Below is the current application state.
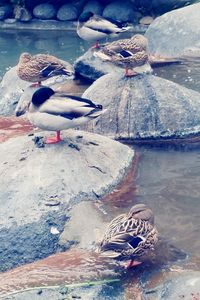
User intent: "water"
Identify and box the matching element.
[0,29,200,298]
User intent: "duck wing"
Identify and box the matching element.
[38,93,102,120]
[84,16,124,34]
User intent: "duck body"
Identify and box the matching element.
[94,34,152,76]
[99,204,158,265]
[77,12,131,47]
[17,52,74,84]
[28,86,104,143]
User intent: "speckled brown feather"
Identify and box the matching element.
[17,53,73,83]
[99,204,158,261]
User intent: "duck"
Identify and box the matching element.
[94,34,152,76]
[19,86,105,144]
[77,11,131,48]
[98,204,158,268]
[17,52,74,86]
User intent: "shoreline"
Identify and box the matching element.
[0,19,148,32]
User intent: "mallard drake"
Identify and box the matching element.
[94,34,152,76]
[17,52,74,85]
[77,11,131,48]
[24,86,104,144]
[99,204,158,268]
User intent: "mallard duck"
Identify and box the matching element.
[99,204,158,268]
[77,11,131,48]
[17,52,74,85]
[23,86,104,144]
[94,34,152,76]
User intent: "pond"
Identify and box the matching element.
[0,29,200,299]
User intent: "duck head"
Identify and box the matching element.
[78,11,94,22]
[127,203,155,225]
[19,52,32,63]
[32,87,55,107]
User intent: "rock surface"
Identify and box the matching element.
[82,73,200,141]
[0,4,12,20]
[83,0,104,15]
[145,3,200,57]
[33,3,57,20]
[74,48,125,82]
[0,130,134,271]
[57,4,78,21]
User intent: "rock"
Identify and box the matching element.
[151,0,194,15]
[59,201,108,250]
[0,65,74,116]
[145,3,200,57]
[74,48,122,82]
[139,16,154,25]
[57,4,78,21]
[0,4,12,20]
[0,131,134,271]
[33,3,57,20]
[82,73,200,141]
[102,0,138,23]
[144,271,200,300]
[83,0,104,15]
[14,5,32,22]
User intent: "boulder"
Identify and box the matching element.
[151,0,194,15]
[0,65,74,116]
[102,0,138,23]
[0,130,134,271]
[0,4,12,20]
[83,0,104,15]
[57,4,78,21]
[33,3,57,20]
[145,3,200,57]
[82,73,200,141]
[74,48,123,82]
[14,5,32,22]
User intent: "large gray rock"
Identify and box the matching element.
[0,4,12,20]
[33,3,57,20]
[0,65,74,116]
[151,0,194,14]
[82,73,200,141]
[0,130,134,271]
[74,48,124,82]
[145,3,200,57]
[83,0,104,15]
[103,0,138,23]
[57,4,78,21]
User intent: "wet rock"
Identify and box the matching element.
[33,3,57,20]
[57,4,78,21]
[59,201,108,250]
[74,48,122,82]
[0,130,134,271]
[0,4,12,20]
[82,73,200,141]
[139,16,154,25]
[145,3,200,57]
[0,249,123,298]
[144,271,200,300]
[151,0,193,15]
[102,0,138,23]
[83,0,104,15]
[0,65,74,116]
[14,5,32,22]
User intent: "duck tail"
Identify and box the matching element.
[86,107,107,119]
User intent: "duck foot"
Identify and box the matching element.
[125,68,138,77]
[127,260,142,269]
[91,40,101,49]
[45,131,62,144]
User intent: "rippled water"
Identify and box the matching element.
[0,29,200,298]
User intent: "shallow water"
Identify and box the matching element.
[0,29,200,298]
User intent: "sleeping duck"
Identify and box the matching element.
[99,204,158,268]
[17,52,74,85]
[94,34,152,76]
[77,11,131,48]
[18,86,104,144]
